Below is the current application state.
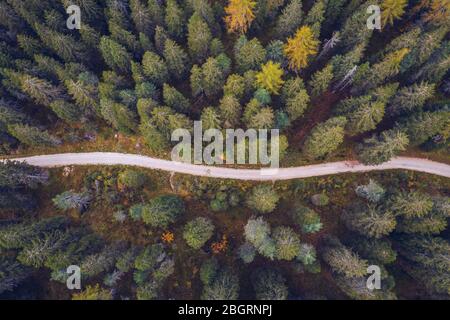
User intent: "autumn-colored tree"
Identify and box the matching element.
[381,0,408,27]
[255,61,285,94]
[284,26,319,71]
[224,0,257,34]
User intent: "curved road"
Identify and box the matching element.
[3,152,450,181]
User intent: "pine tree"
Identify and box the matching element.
[252,268,288,300]
[18,74,62,106]
[274,0,303,38]
[304,0,326,38]
[342,204,396,238]
[147,0,165,26]
[395,235,450,295]
[224,0,257,34]
[99,37,132,73]
[308,64,333,98]
[303,117,347,159]
[187,12,212,62]
[234,36,267,73]
[273,226,301,260]
[163,84,190,112]
[49,100,79,123]
[219,95,242,127]
[285,88,310,121]
[201,107,221,129]
[355,180,386,203]
[142,51,169,85]
[8,124,61,147]
[387,82,435,116]
[357,129,409,165]
[255,61,284,94]
[391,191,433,218]
[398,110,449,146]
[130,0,153,34]
[0,160,48,188]
[323,240,369,278]
[165,0,186,38]
[183,217,215,249]
[163,39,189,80]
[246,185,280,214]
[284,26,319,71]
[52,190,91,212]
[223,74,246,99]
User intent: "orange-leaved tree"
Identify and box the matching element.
[256,61,285,94]
[284,26,319,72]
[224,0,257,34]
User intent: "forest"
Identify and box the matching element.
[0,0,449,300]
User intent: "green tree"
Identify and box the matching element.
[308,64,333,98]
[323,240,369,278]
[291,204,323,233]
[165,0,185,38]
[0,160,48,188]
[357,129,409,165]
[219,95,242,127]
[52,190,91,212]
[304,0,326,38]
[183,217,215,249]
[273,226,301,260]
[163,84,190,112]
[201,107,221,129]
[395,235,450,295]
[285,88,310,121]
[274,0,303,38]
[303,117,347,159]
[224,74,246,99]
[398,110,449,146]
[252,268,288,300]
[8,124,61,147]
[387,82,435,116]
[187,12,212,62]
[163,39,189,80]
[297,243,317,266]
[342,204,396,239]
[391,191,433,218]
[201,268,240,300]
[244,216,275,259]
[246,185,280,214]
[352,238,397,265]
[234,36,266,73]
[141,195,185,228]
[99,37,132,73]
[142,51,169,85]
[355,180,386,203]
[118,169,147,189]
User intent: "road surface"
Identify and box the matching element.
[3,152,450,181]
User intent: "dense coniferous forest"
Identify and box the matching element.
[0,0,449,300]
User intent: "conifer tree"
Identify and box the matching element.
[357,129,409,165]
[142,51,169,85]
[303,117,347,159]
[255,61,284,94]
[284,26,319,71]
[163,84,190,112]
[274,0,303,38]
[187,12,212,62]
[165,0,186,38]
[381,0,408,27]
[163,39,189,80]
[224,0,257,34]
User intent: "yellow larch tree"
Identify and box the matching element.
[284,26,319,72]
[224,0,257,34]
[422,0,450,25]
[256,61,285,94]
[381,0,408,27]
